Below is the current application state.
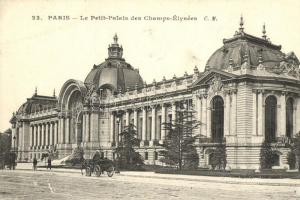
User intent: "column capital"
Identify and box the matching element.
[281,91,287,96]
[231,89,237,94]
[142,106,150,111]
[150,104,158,109]
[172,101,178,106]
[58,112,65,119]
[224,90,231,95]
[125,108,133,113]
[160,102,168,108]
[257,89,265,94]
[133,107,140,112]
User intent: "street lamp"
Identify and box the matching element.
[116,118,120,147]
[115,118,120,170]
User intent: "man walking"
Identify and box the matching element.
[33,157,37,171]
[47,158,52,170]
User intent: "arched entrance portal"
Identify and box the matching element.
[68,90,84,145]
[211,96,224,143]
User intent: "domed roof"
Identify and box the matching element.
[206,18,291,71]
[17,91,57,115]
[84,34,143,93]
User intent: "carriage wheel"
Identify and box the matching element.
[94,165,101,177]
[107,166,115,177]
[85,167,91,176]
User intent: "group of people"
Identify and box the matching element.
[32,157,52,171]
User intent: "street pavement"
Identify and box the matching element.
[0,163,299,200]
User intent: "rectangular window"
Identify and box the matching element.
[145,152,148,160]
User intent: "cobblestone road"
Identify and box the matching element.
[0,170,299,200]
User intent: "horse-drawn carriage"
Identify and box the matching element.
[81,157,115,177]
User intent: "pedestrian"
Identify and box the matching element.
[33,157,37,171]
[47,158,52,170]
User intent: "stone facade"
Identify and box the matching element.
[10,20,300,169]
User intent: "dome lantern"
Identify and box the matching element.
[239,15,244,33]
[262,23,267,40]
[84,34,144,93]
[107,33,123,60]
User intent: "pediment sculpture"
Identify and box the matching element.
[209,76,223,93]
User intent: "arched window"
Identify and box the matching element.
[265,95,277,142]
[211,96,224,143]
[286,98,294,138]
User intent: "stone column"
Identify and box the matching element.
[231,90,237,136]
[198,97,202,134]
[207,103,211,139]
[280,92,286,137]
[58,117,61,144]
[82,113,86,143]
[45,123,49,146]
[296,98,300,137]
[37,124,41,147]
[33,125,36,147]
[50,123,53,145]
[110,112,115,144]
[11,123,16,149]
[224,92,230,136]
[133,109,138,129]
[30,125,33,147]
[150,105,156,146]
[41,123,45,146]
[125,110,130,126]
[201,97,207,137]
[35,125,38,147]
[252,90,257,136]
[54,121,58,145]
[11,124,16,150]
[172,102,177,122]
[257,90,264,136]
[141,107,147,146]
[21,122,25,152]
[59,117,65,144]
[160,104,166,142]
[90,111,99,143]
[85,113,90,142]
[293,100,297,137]
[65,117,70,144]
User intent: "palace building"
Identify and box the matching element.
[10,18,300,169]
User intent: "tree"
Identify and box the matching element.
[159,103,201,170]
[260,141,277,169]
[66,146,84,166]
[0,130,14,169]
[209,141,227,170]
[289,132,300,171]
[115,124,144,169]
[0,129,12,155]
[287,151,296,170]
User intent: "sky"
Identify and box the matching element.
[0,0,300,132]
